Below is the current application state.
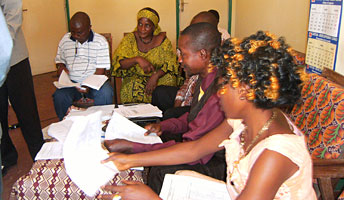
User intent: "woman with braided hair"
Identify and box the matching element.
[99,31,315,200]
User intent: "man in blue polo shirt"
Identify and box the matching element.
[53,12,113,120]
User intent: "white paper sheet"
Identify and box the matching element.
[47,120,74,143]
[113,103,162,118]
[66,104,115,121]
[105,112,162,144]
[53,70,108,90]
[81,75,108,90]
[159,174,231,200]
[63,111,119,197]
[85,104,115,120]
[53,70,80,89]
[44,105,114,145]
[34,142,64,160]
[42,125,52,140]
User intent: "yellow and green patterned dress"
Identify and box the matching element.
[112,32,180,103]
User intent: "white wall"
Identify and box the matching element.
[23,0,318,75]
[178,0,228,33]
[232,0,309,53]
[22,0,67,75]
[69,0,177,51]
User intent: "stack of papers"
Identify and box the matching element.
[160,174,231,200]
[35,104,162,159]
[65,104,115,121]
[34,142,64,160]
[54,70,108,90]
[63,111,119,197]
[34,104,163,196]
[114,103,162,118]
[105,112,162,144]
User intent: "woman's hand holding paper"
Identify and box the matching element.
[98,180,161,200]
[101,152,132,171]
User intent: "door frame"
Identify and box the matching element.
[175,0,232,44]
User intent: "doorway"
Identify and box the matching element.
[176,0,231,42]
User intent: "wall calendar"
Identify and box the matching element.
[306,0,343,74]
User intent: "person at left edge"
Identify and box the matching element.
[0,6,13,195]
[0,0,44,176]
[53,11,113,120]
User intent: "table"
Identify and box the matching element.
[10,159,143,199]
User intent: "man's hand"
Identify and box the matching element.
[104,139,134,153]
[174,99,182,107]
[94,68,105,75]
[136,56,155,73]
[144,123,162,136]
[65,106,86,117]
[145,73,159,95]
[56,63,69,76]
[98,180,160,200]
[76,86,89,94]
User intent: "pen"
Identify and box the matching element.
[123,103,139,106]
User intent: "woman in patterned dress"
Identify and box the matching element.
[112,7,180,103]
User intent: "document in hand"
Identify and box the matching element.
[53,70,108,90]
[63,111,119,197]
[105,112,162,144]
[159,174,231,200]
[36,105,116,161]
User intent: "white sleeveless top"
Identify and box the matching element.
[220,118,316,200]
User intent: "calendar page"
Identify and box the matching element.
[306,38,336,70]
[308,4,341,37]
[305,0,343,74]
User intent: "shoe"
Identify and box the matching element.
[72,97,94,108]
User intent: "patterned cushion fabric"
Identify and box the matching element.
[10,159,143,200]
[289,73,344,159]
[293,51,305,66]
[339,192,344,200]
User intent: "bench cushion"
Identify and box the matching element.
[289,73,344,159]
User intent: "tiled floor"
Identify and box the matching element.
[3,72,59,199]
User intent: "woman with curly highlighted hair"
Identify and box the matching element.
[99,31,316,200]
[212,30,316,199]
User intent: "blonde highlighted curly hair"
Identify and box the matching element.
[212,31,308,109]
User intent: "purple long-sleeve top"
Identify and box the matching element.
[132,70,225,165]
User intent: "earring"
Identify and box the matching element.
[218,85,228,95]
[207,64,215,73]
[240,96,246,100]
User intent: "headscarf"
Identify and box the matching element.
[135,9,161,35]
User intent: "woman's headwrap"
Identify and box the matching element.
[135,9,161,35]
